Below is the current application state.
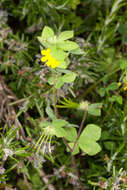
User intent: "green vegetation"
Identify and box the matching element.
[1,0,127,189]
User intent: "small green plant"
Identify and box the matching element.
[2,0,127,189]
[36,26,102,189]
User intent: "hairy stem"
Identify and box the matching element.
[72,156,85,190]
[63,138,85,190]
[72,110,87,152]
[53,80,85,190]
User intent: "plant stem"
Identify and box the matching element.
[63,138,85,190]
[53,84,85,190]
[72,156,85,190]
[72,110,87,152]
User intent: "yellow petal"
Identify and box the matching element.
[51,64,56,69]
[46,61,51,66]
[41,48,51,56]
[41,50,47,55]
[123,86,127,91]
[41,56,48,62]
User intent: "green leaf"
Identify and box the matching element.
[78,124,101,156]
[80,124,101,141]
[109,95,123,104]
[46,104,56,120]
[37,36,44,44]
[52,119,68,137]
[106,82,119,91]
[55,77,64,89]
[41,26,54,39]
[64,127,77,142]
[62,72,77,83]
[116,95,122,104]
[79,140,101,156]
[58,41,79,51]
[55,72,77,89]
[70,48,84,55]
[120,59,127,69]
[54,126,66,138]
[58,98,79,109]
[40,121,51,128]
[57,58,70,69]
[68,142,79,155]
[58,31,74,41]
[52,119,68,128]
[118,23,127,44]
[104,141,116,150]
[88,103,102,116]
[50,46,67,61]
[47,76,54,85]
[101,131,110,140]
[99,88,105,97]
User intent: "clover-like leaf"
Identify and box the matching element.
[52,119,68,128]
[88,103,102,116]
[50,46,67,61]
[58,41,79,51]
[41,26,54,39]
[54,126,67,138]
[55,72,77,89]
[58,31,74,41]
[46,103,56,120]
[78,124,101,156]
[64,127,77,142]
[68,142,79,155]
[55,77,64,89]
[62,72,77,83]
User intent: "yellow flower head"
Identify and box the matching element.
[41,48,60,69]
[123,81,127,91]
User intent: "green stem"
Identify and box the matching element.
[34,133,44,150]
[36,134,46,154]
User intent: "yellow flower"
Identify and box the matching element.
[123,86,127,91]
[123,81,127,91]
[41,48,60,69]
[41,48,51,55]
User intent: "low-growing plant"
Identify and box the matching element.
[36,26,103,189]
[1,0,127,189]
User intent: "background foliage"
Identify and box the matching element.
[1,0,127,189]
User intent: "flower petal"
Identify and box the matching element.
[41,48,51,56]
[41,56,48,62]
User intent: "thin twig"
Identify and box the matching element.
[63,138,85,190]
[53,84,85,190]
[72,110,87,152]
[23,174,33,190]
[72,156,85,190]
